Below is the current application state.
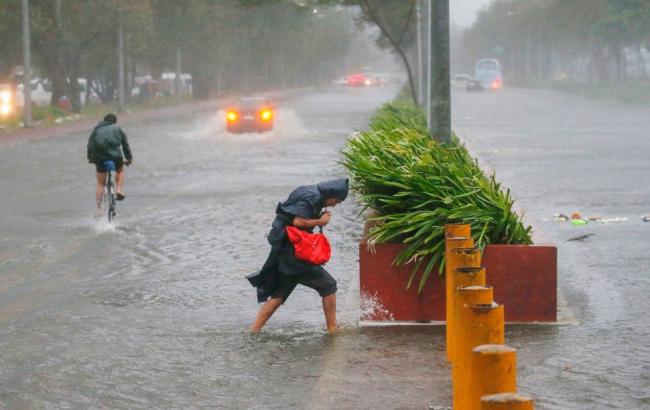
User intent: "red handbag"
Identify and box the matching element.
[285,226,331,265]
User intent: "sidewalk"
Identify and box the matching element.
[0,88,310,145]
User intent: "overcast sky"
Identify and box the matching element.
[450,0,493,27]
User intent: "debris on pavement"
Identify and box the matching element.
[553,213,569,222]
[601,217,628,223]
[570,212,587,225]
[568,233,595,242]
[552,213,633,224]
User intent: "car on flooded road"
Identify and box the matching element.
[225,97,275,133]
[474,58,503,90]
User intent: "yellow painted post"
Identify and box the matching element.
[467,345,517,410]
[451,286,493,410]
[449,265,485,362]
[445,224,471,241]
[481,392,534,410]
[444,224,472,361]
[455,304,505,410]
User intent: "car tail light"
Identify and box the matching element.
[492,80,501,89]
[260,109,272,121]
[227,111,238,122]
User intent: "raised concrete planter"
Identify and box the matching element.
[359,223,557,323]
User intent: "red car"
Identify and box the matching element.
[346,73,370,87]
[226,97,275,133]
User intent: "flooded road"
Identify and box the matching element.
[453,88,650,409]
[0,86,451,409]
[0,84,648,409]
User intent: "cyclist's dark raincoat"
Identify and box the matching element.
[247,178,349,303]
[87,120,132,165]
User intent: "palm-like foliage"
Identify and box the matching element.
[342,101,532,292]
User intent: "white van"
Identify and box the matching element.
[16,78,94,107]
[16,79,51,106]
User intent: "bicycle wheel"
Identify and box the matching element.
[106,172,116,223]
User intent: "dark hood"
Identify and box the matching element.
[94,120,114,130]
[317,178,349,201]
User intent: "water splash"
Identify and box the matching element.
[181,109,307,142]
[93,217,118,233]
[360,291,394,321]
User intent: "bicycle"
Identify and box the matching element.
[101,160,117,223]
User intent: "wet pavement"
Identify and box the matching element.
[453,87,650,409]
[0,84,648,409]
[0,85,451,409]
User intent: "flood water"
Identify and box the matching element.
[0,84,648,409]
[453,87,650,409]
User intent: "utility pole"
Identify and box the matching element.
[21,0,32,127]
[416,0,423,106]
[428,0,451,144]
[426,0,431,132]
[175,46,182,99]
[117,8,125,112]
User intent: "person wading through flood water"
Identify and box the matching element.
[247,178,349,333]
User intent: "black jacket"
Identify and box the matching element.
[247,178,349,302]
[87,121,132,163]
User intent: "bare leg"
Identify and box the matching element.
[95,172,107,213]
[115,167,125,195]
[322,293,337,333]
[250,297,283,333]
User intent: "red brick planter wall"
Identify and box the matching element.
[360,234,557,322]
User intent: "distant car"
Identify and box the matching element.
[466,78,484,92]
[226,97,275,133]
[345,73,368,87]
[474,58,503,90]
[451,74,471,89]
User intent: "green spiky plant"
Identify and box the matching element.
[342,101,532,292]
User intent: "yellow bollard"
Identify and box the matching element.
[444,224,471,241]
[467,345,517,410]
[451,286,493,410]
[449,265,485,362]
[444,224,472,361]
[455,304,505,410]
[481,392,534,410]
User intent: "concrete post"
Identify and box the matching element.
[175,46,182,99]
[444,224,472,361]
[428,0,451,143]
[445,236,473,360]
[468,345,517,410]
[451,286,493,410]
[117,8,125,112]
[481,392,534,410]
[457,304,505,409]
[21,0,33,127]
[449,265,485,361]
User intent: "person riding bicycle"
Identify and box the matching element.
[87,114,132,216]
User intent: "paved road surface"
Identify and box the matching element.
[0,84,648,409]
